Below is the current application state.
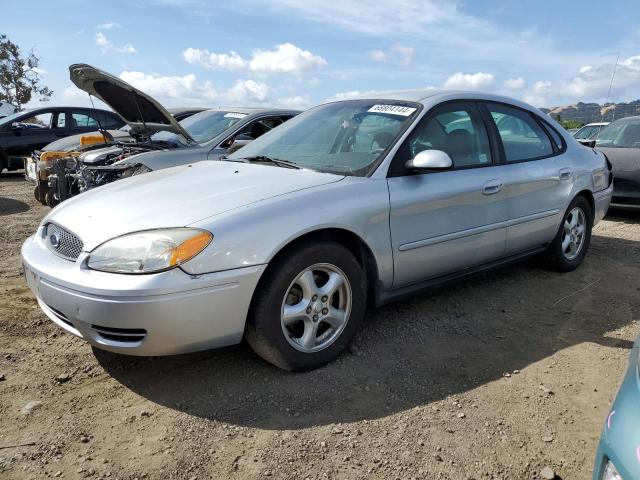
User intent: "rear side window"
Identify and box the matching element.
[487,103,554,162]
[540,119,564,150]
[401,102,492,169]
[72,112,99,128]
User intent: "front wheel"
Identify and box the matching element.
[246,241,366,371]
[546,196,592,272]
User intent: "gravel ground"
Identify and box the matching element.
[1,172,639,480]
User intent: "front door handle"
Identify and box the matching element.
[482,179,504,195]
[559,167,573,181]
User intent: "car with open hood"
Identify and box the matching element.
[21,90,612,371]
[34,64,299,206]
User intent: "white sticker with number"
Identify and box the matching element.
[224,112,247,119]
[367,104,417,116]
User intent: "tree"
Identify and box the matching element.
[0,34,53,109]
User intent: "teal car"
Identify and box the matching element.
[593,337,640,479]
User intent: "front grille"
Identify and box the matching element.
[91,325,147,343]
[45,223,84,260]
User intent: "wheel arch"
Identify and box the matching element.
[259,227,381,308]
[575,189,595,220]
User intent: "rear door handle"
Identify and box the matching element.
[482,179,504,195]
[559,167,573,180]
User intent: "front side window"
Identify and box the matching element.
[596,119,640,148]
[15,112,52,129]
[487,103,554,162]
[398,102,492,170]
[227,100,420,176]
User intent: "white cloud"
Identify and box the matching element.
[182,43,326,75]
[96,22,121,30]
[523,54,640,106]
[250,43,327,74]
[503,77,525,90]
[443,72,494,90]
[119,71,217,104]
[226,79,270,104]
[32,67,47,76]
[182,47,247,70]
[95,32,136,54]
[277,95,310,109]
[368,45,415,66]
[369,50,386,62]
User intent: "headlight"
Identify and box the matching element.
[601,460,622,480]
[87,228,212,274]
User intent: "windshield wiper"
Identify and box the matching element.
[230,155,302,169]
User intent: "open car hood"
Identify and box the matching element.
[69,64,195,143]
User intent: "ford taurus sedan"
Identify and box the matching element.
[21,90,613,370]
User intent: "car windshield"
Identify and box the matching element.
[574,124,605,140]
[227,100,420,176]
[596,118,640,148]
[151,110,247,144]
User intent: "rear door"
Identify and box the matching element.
[387,101,508,287]
[481,102,566,255]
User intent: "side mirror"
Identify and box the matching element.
[405,149,453,171]
[578,139,596,148]
[11,122,24,131]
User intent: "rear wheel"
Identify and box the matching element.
[546,196,592,271]
[246,241,366,371]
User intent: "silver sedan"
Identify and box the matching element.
[22,90,613,370]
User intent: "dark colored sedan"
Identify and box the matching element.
[596,116,640,209]
[0,106,124,173]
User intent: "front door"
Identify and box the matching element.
[387,101,507,288]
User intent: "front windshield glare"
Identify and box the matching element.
[596,119,640,148]
[227,100,419,176]
[152,110,246,143]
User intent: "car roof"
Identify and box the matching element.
[584,122,609,126]
[15,106,116,114]
[610,115,640,124]
[325,89,546,112]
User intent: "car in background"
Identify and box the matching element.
[21,90,612,370]
[0,106,124,174]
[595,116,640,209]
[592,336,640,480]
[38,107,207,153]
[33,64,299,206]
[574,122,609,141]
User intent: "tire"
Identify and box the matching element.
[246,241,367,371]
[546,195,593,272]
[34,184,47,204]
[44,190,59,208]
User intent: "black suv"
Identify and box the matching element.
[0,106,124,173]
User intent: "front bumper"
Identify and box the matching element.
[21,229,266,356]
[593,344,640,479]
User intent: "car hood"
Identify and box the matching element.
[44,160,344,251]
[69,64,195,143]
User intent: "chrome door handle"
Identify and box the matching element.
[559,167,573,180]
[482,179,504,195]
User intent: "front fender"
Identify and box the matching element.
[183,177,394,289]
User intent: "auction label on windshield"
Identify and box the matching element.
[224,112,247,119]
[367,104,417,116]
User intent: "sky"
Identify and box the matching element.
[3,0,640,111]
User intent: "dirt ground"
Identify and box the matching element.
[0,172,638,480]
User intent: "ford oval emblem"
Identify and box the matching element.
[49,234,60,248]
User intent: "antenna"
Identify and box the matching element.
[600,54,619,125]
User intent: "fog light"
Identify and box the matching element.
[601,460,622,480]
